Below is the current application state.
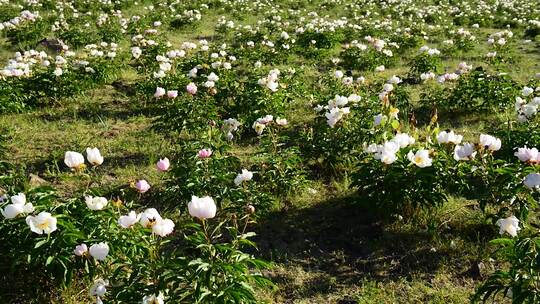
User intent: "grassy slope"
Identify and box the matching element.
[1,2,539,304]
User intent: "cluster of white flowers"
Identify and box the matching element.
[365,133,416,165]
[419,45,441,56]
[0,10,40,31]
[515,86,540,122]
[314,95,355,128]
[119,208,175,237]
[64,148,104,169]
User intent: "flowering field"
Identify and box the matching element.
[0,0,540,303]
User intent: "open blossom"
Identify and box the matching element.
[514,146,539,162]
[152,218,175,237]
[407,149,433,168]
[118,211,140,228]
[186,82,197,95]
[154,87,166,98]
[198,149,212,158]
[156,158,170,171]
[1,193,34,219]
[454,143,476,161]
[140,208,162,228]
[26,212,57,234]
[89,242,109,261]
[188,196,217,219]
[64,151,85,169]
[437,130,463,144]
[524,173,540,189]
[85,196,108,210]
[252,121,266,135]
[496,216,520,237]
[166,90,178,99]
[135,179,151,193]
[479,134,501,151]
[142,292,165,304]
[74,243,88,256]
[86,148,104,166]
[234,169,253,185]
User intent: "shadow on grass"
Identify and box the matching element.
[255,193,490,301]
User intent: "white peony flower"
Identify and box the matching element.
[436,130,463,145]
[479,134,501,151]
[454,143,476,161]
[64,151,85,169]
[514,146,539,162]
[496,216,520,237]
[86,147,104,166]
[139,208,162,228]
[234,169,253,185]
[391,133,415,148]
[188,196,217,219]
[89,242,109,261]
[118,211,140,228]
[89,279,108,297]
[74,243,88,256]
[85,196,108,211]
[26,212,57,234]
[407,149,433,168]
[152,218,175,237]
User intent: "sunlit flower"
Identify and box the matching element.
[391,133,415,148]
[152,218,175,237]
[142,292,165,304]
[135,179,151,193]
[496,216,520,237]
[26,212,57,234]
[234,169,253,185]
[197,149,212,159]
[188,196,217,219]
[186,82,197,95]
[118,211,140,228]
[74,243,88,256]
[86,148,104,166]
[479,134,501,151]
[515,146,539,163]
[89,242,109,261]
[436,130,463,145]
[166,90,178,99]
[64,151,85,170]
[140,208,162,228]
[407,149,433,168]
[154,87,166,98]
[85,196,108,211]
[454,143,476,161]
[156,158,170,172]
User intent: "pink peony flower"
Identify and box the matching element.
[186,82,198,95]
[197,149,212,159]
[167,90,178,99]
[156,158,170,172]
[135,179,151,193]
